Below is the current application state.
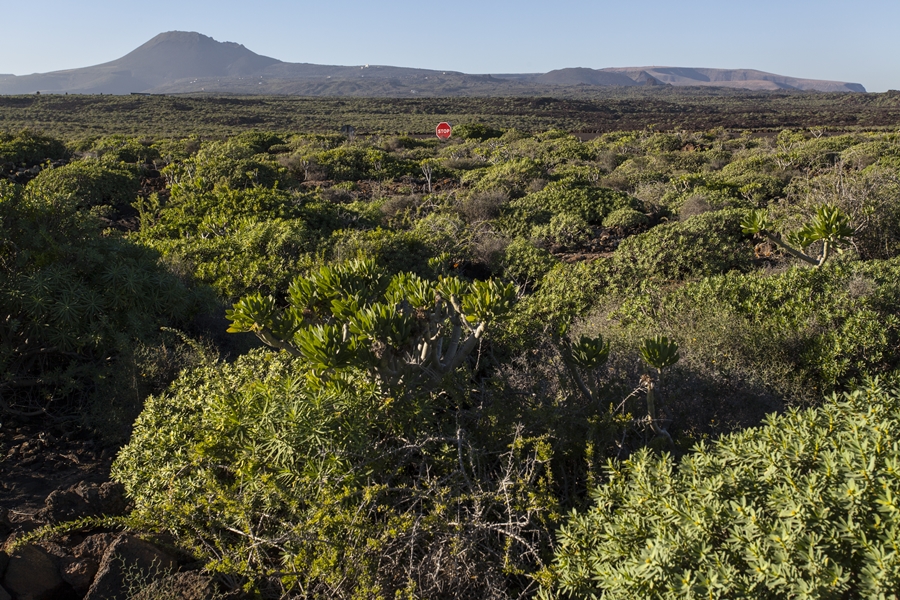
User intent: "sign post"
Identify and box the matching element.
[435,122,452,141]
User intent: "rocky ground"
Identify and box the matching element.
[0,421,221,599]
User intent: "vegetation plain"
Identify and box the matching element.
[1,88,900,137]
[2,95,900,598]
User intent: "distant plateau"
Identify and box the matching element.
[0,31,867,96]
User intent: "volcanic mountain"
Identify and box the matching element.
[0,32,283,94]
[0,31,867,95]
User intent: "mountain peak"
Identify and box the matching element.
[112,31,280,82]
[0,32,867,96]
[146,30,211,42]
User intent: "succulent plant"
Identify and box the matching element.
[741,204,853,268]
[227,259,516,393]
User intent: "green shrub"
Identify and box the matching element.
[162,138,290,190]
[0,129,67,167]
[783,164,900,261]
[532,213,592,248]
[780,133,862,170]
[839,139,900,168]
[411,211,473,256]
[501,179,639,238]
[0,180,209,430]
[520,131,595,165]
[145,218,316,300]
[137,184,311,239]
[26,159,140,209]
[135,185,335,299]
[225,259,515,393]
[598,260,900,419]
[455,123,504,141]
[544,381,900,599]
[611,209,753,285]
[463,157,545,197]
[151,136,202,162]
[303,146,412,181]
[608,156,669,188]
[90,135,160,164]
[230,131,286,154]
[501,238,558,284]
[114,334,549,597]
[643,133,684,153]
[602,207,648,229]
[459,190,508,223]
[503,260,611,347]
[329,227,436,276]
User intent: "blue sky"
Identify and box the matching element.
[3,0,898,91]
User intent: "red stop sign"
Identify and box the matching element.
[435,122,452,140]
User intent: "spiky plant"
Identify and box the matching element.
[741,204,853,268]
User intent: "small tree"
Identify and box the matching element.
[638,335,680,445]
[420,158,436,193]
[556,326,611,403]
[557,329,679,446]
[226,258,516,394]
[741,204,853,268]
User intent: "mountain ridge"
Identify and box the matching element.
[0,31,867,95]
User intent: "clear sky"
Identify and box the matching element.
[2,0,898,92]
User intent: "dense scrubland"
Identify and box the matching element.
[2,88,900,137]
[3,119,900,598]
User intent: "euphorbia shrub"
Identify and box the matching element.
[544,380,900,599]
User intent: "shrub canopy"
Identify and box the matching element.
[545,381,900,599]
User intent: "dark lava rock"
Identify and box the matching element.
[84,534,177,600]
[1,544,70,600]
[59,555,100,595]
[36,481,127,524]
[0,509,11,539]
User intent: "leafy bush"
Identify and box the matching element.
[783,163,900,260]
[0,129,67,167]
[544,381,900,599]
[602,207,648,229]
[146,218,316,300]
[411,211,473,256]
[90,135,160,164]
[611,209,753,285]
[643,133,684,153]
[460,190,508,223]
[501,179,639,238]
[226,259,515,392]
[778,133,861,171]
[163,138,290,190]
[303,146,412,181]
[840,139,900,171]
[135,185,337,299]
[115,276,549,598]
[742,204,854,268]
[463,157,545,197]
[501,238,558,285]
[26,160,140,209]
[0,180,209,429]
[503,260,611,348]
[229,131,286,154]
[596,259,900,426]
[329,227,436,276]
[137,184,311,239]
[150,135,202,162]
[532,213,592,248]
[608,156,670,188]
[455,122,504,141]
